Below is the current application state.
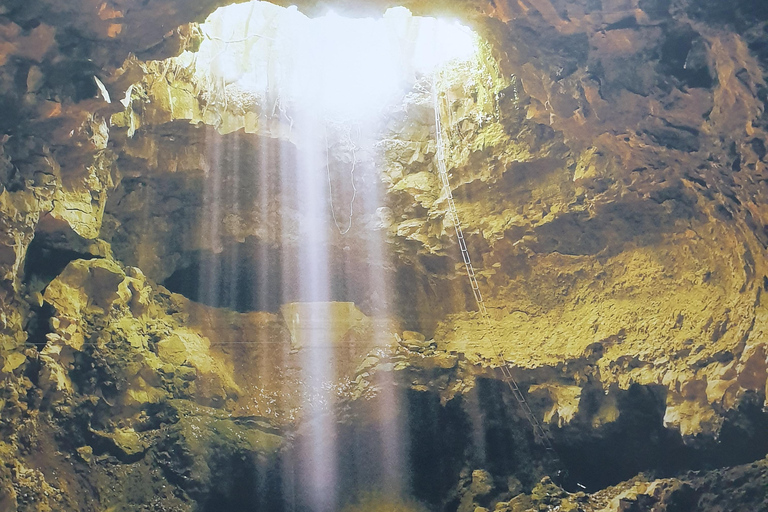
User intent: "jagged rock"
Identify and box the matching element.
[1,0,768,509]
[75,445,92,464]
[529,383,583,427]
[470,469,494,496]
[91,427,148,461]
[1,352,24,373]
[504,494,535,512]
[157,399,283,499]
[530,476,567,506]
[157,333,189,365]
[456,468,497,512]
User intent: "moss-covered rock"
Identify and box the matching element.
[157,400,282,499]
[2,0,768,508]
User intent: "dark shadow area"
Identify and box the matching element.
[23,231,101,350]
[407,390,472,506]
[659,26,713,89]
[508,25,588,81]
[749,40,768,71]
[527,184,699,257]
[556,385,768,493]
[473,378,545,485]
[285,409,404,511]
[638,0,671,20]
[186,382,768,510]
[687,0,768,31]
[708,392,768,468]
[23,232,99,286]
[200,454,286,512]
[391,256,465,339]
[162,237,388,315]
[162,239,285,313]
[25,302,55,350]
[278,388,473,512]
[643,118,701,152]
[557,384,688,491]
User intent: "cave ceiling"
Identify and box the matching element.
[2,0,768,510]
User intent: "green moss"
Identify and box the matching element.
[529,477,566,507]
[91,457,191,512]
[158,400,282,495]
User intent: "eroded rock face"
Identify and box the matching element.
[2,0,768,509]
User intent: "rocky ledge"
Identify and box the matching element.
[2,0,768,510]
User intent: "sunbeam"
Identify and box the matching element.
[185,1,483,509]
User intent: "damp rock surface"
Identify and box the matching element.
[1,0,768,510]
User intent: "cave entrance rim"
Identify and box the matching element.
[174,0,483,123]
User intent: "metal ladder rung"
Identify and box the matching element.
[433,76,559,456]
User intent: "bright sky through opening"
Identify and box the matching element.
[191,2,479,119]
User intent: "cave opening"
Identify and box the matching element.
[180,1,480,122]
[23,231,101,289]
[557,384,694,492]
[149,4,503,510]
[129,0,496,325]
[139,0,497,327]
[23,230,102,350]
[406,389,473,507]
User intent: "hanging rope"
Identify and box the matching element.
[431,75,557,452]
[324,123,358,236]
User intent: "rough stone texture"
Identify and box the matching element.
[0,255,291,510]
[490,458,768,511]
[2,0,768,509]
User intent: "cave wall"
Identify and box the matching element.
[1,0,768,510]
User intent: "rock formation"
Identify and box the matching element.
[2,0,768,510]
